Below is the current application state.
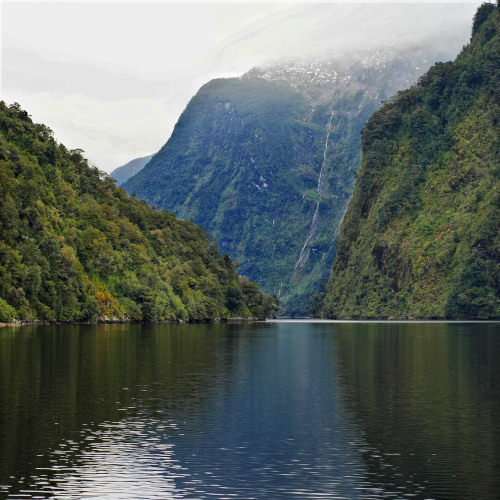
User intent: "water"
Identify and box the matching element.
[0,321,499,499]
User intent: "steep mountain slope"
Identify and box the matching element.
[315,4,500,319]
[0,102,278,323]
[110,153,154,186]
[124,46,457,316]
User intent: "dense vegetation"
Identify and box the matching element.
[0,102,278,323]
[123,49,445,316]
[313,3,500,319]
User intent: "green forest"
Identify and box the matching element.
[123,52,436,317]
[313,3,500,319]
[124,77,327,316]
[0,102,278,323]
[2,4,498,322]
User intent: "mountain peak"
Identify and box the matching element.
[123,41,456,316]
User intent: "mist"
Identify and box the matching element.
[1,2,484,172]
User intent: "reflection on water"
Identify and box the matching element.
[0,321,499,499]
[26,419,184,499]
[332,322,500,500]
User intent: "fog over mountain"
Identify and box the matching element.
[123,38,464,315]
[1,2,483,172]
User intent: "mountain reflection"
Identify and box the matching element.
[1,322,499,499]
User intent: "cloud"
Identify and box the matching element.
[1,91,175,170]
[1,2,484,172]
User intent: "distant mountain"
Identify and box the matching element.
[110,154,154,186]
[313,3,500,319]
[0,102,278,323]
[123,44,459,316]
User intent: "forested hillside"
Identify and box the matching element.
[0,102,278,323]
[314,3,500,319]
[123,47,450,316]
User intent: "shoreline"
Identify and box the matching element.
[0,317,267,328]
[270,318,500,323]
[3,317,499,328]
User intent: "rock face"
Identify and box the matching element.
[314,4,500,319]
[124,45,459,316]
[110,154,154,186]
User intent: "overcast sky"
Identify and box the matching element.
[1,1,486,173]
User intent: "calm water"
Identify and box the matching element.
[0,321,499,499]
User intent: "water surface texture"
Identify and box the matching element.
[0,321,499,499]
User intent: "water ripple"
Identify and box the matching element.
[2,322,500,499]
[22,418,187,499]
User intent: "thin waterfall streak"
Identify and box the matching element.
[295,112,333,271]
[303,105,315,123]
[317,113,333,196]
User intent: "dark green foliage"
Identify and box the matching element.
[317,4,500,319]
[0,102,278,322]
[472,3,496,36]
[0,297,16,322]
[445,258,497,318]
[123,52,438,316]
[308,281,327,318]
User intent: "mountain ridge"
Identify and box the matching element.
[313,3,500,319]
[110,154,154,186]
[123,44,461,316]
[0,102,278,323]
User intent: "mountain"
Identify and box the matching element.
[313,3,500,319]
[0,102,278,323]
[123,44,457,316]
[110,154,154,186]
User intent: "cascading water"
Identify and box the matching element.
[294,111,333,271]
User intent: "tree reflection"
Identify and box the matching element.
[332,322,500,499]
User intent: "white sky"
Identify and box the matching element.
[1,1,486,172]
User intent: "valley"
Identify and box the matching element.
[123,46,456,316]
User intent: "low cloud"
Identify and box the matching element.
[1,2,483,172]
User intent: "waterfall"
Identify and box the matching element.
[294,112,333,271]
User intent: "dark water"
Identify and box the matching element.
[0,321,499,499]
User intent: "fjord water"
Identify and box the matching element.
[1,322,499,499]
